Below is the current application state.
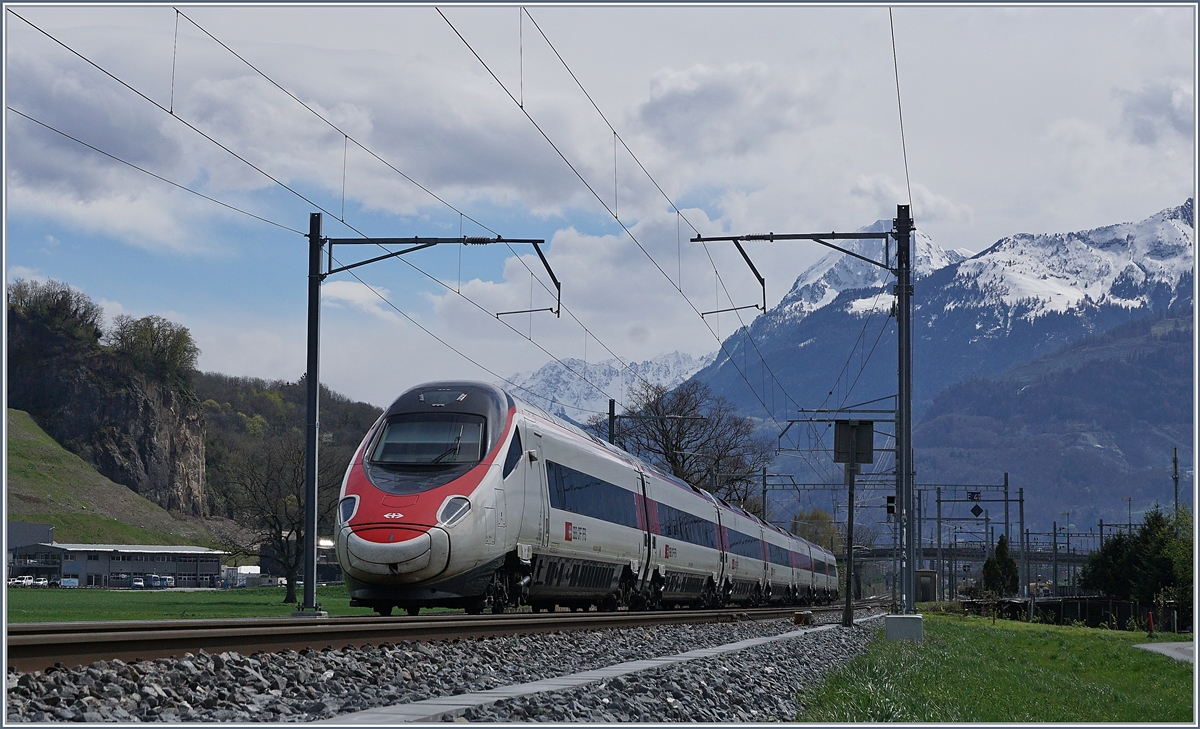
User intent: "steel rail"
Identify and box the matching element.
[7,600,887,673]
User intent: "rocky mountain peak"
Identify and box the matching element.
[946,199,1194,319]
[773,219,967,323]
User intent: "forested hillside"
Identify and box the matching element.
[915,307,1193,529]
[194,372,383,523]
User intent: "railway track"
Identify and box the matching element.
[7,599,888,673]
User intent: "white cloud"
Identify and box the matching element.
[4,5,1193,402]
[97,298,132,333]
[323,280,401,322]
[1117,78,1194,145]
[850,175,973,225]
[6,266,48,284]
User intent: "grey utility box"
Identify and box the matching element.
[885,614,924,642]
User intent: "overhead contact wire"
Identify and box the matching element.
[172,8,499,237]
[439,7,823,476]
[329,252,613,417]
[6,106,303,235]
[16,8,639,412]
[177,6,657,401]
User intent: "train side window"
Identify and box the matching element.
[502,428,523,479]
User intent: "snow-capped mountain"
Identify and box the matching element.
[504,351,716,423]
[773,219,969,324]
[938,199,1193,320]
[692,199,1194,422]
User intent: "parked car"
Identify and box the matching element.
[132,577,145,589]
[32,578,49,588]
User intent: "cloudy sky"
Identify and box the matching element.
[5,4,1195,411]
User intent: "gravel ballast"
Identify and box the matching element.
[6,612,883,723]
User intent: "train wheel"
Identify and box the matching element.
[406,606,420,617]
[375,605,394,617]
[465,598,485,615]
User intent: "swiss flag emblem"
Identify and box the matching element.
[565,522,572,541]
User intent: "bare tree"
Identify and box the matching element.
[219,429,343,603]
[589,380,775,514]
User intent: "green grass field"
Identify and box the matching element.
[5,586,380,622]
[797,613,1194,723]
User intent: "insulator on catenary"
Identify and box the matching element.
[463,236,494,245]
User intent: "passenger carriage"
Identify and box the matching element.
[336,380,839,615]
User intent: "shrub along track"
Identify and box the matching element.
[7,600,885,672]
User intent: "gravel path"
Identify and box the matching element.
[6,611,883,723]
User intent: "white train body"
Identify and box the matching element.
[336,381,838,615]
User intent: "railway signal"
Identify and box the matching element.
[834,419,873,627]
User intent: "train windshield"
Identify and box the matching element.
[370,413,485,466]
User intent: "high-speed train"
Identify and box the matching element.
[335,381,839,616]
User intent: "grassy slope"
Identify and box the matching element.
[6,409,223,546]
[798,613,1193,722]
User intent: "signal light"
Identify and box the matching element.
[886,496,896,515]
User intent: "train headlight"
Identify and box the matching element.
[438,497,471,527]
[338,496,359,526]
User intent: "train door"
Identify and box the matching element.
[494,486,507,547]
[531,431,549,548]
[636,472,652,587]
[715,509,728,588]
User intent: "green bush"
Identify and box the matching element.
[107,314,200,389]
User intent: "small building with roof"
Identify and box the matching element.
[10,542,225,588]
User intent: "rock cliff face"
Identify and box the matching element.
[7,310,206,516]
